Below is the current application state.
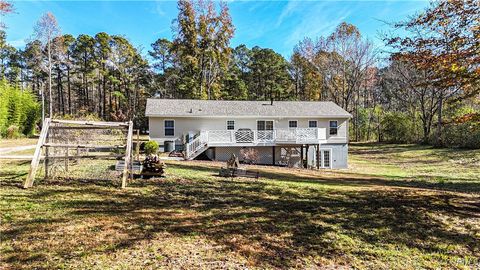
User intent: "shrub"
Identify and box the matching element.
[144,141,159,155]
[381,111,417,143]
[441,112,480,149]
[6,125,21,139]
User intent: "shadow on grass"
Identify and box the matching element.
[3,161,479,269]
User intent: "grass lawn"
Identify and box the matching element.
[0,142,479,269]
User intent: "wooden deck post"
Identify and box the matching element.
[24,118,51,188]
[300,145,304,168]
[306,144,310,168]
[121,121,133,189]
[272,146,275,165]
[316,144,320,169]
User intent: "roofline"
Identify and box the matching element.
[146,114,352,118]
[146,98,338,103]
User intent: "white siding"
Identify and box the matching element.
[149,116,349,145]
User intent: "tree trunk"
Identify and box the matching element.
[67,66,71,114]
[48,38,53,118]
[436,92,444,146]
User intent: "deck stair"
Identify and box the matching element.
[185,132,209,160]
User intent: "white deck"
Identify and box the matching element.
[185,128,327,159]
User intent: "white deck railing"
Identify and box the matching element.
[203,128,326,144]
[185,128,327,159]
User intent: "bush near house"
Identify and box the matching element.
[144,140,159,155]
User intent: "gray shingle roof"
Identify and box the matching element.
[145,99,352,118]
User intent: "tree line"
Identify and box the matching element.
[1,0,479,147]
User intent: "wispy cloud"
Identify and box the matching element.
[284,2,352,51]
[275,0,299,28]
[154,0,166,17]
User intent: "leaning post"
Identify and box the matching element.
[121,121,133,189]
[24,118,51,188]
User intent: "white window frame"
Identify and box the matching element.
[288,120,298,128]
[226,120,235,130]
[256,120,275,131]
[164,119,175,137]
[308,120,318,128]
[320,149,332,169]
[329,120,338,136]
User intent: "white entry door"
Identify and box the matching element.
[320,149,331,168]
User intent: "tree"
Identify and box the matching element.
[61,34,75,114]
[149,38,173,98]
[0,30,16,79]
[150,38,172,74]
[0,0,14,29]
[72,34,95,111]
[387,0,480,145]
[248,46,292,100]
[94,32,112,118]
[34,12,61,119]
[171,0,234,99]
[379,60,433,142]
[292,23,377,141]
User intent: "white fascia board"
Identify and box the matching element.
[146,114,351,119]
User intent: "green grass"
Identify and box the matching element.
[0,142,479,269]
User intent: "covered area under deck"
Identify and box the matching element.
[185,128,332,169]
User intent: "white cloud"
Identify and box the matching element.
[9,39,27,48]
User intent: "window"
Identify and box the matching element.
[164,120,174,136]
[308,120,317,128]
[329,120,338,135]
[257,120,274,130]
[289,120,298,128]
[227,120,235,130]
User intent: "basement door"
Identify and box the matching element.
[320,149,332,169]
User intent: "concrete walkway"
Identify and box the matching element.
[0,145,36,155]
[0,155,34,160]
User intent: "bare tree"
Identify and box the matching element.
[292,22,377,141]
[34,12,61,118]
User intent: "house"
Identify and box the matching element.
[146,99,352,169]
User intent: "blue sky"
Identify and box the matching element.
[5,1,430,58]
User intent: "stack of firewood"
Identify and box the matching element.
[142,154,165,176]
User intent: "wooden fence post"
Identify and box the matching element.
[136,129,140,161]
[44,146,49,179]
[24,118,51,188]
[65,147,69,172]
